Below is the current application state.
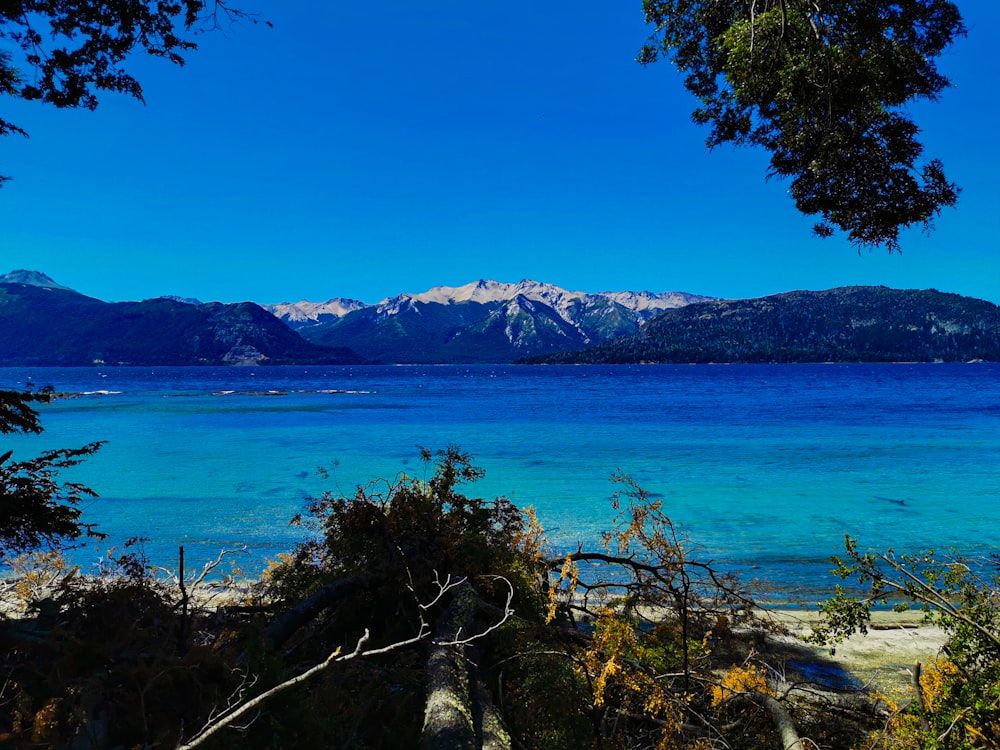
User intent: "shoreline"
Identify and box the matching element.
[3,570,946,699]
[763,609,947,696]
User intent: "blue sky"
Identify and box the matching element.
[2,1,998,305]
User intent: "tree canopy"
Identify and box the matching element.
[0,0,258,185]
[639,0,966,250]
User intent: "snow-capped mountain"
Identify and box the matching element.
[381,279,707,319]
[0,270,713,365]
[294,279,714,363]
[265,298,370,330]
[600,290,707,313]
[0,269,75,291]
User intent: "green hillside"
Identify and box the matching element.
[0,283,363,366]
[525,287,1000,364]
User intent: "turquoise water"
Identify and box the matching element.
[2,364,998,597]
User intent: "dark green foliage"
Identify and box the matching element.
[528,287,1000,364]
[1,544,239,748]
[0,442,104,563]
[498,650,595,749]
[1,1,261,183]
[814,538,1000,748]
[0,387,49,435]
[0,389,103,562]
[258,447,544,748]
[375,446,524,581]
[640,0,965,249]
[0,281,363,365]
[273,446,531,632]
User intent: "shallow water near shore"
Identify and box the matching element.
[2,363,998,598]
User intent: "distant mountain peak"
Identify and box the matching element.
[403,279,521,306]
[0,270,73,291]
[388,279,706,313]
[157,295,204,306]
[0,282,362,366]
[264,298,370,330]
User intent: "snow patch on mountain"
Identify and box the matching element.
[158,295,204,306]
[391,280,711,315]
[601,290,713,312]
[0,270,74,291]
[375,279,712,319]
[401,279,582,309]
[266,298,370,327]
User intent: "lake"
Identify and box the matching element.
[2,363,998,601]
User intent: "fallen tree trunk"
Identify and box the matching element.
[421,581,478,750]
[264,574,371,649]
[760,694,805,750]
[734,693,805,750]
[474,677,512,750]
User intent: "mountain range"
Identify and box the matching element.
[2,271,999,366]
[0,271,361,366]
[525,286,1000,364]
[265,280,713,363]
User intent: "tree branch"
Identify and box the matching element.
[177,627,427,750]
[179,574,513,750]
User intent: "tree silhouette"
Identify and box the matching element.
[640,0,965,250]
[0,389,103,561]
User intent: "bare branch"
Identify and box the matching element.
[437,576,514,646]
[178,573,513,749]
[177,627,424,750]
[417,571,466,612]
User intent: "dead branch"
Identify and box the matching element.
[176,627,426,750]
[438,576,514,646]
[178,574,513,750]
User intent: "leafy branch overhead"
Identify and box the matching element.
[640,0,966,250]
[0,1,262,184]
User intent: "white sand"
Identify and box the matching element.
[767,610,948,695]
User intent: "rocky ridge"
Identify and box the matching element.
[279,279,714,363]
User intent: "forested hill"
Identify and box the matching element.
[523,287,1000,364]
[0,280,363,366]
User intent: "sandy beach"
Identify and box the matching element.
[764,609,948,696]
